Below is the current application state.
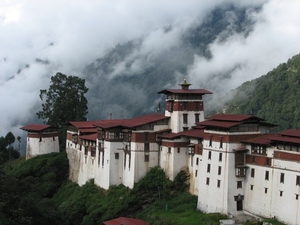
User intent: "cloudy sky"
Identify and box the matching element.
[1,0,300,138]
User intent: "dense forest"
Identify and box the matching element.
[214,53,300,132]
[0,152,230,225]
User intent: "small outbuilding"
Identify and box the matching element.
[20,124,59,159]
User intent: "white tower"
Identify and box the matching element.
[158,79,212,133]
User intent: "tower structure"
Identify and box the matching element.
[20,124,59,159]
[158,79,212,133]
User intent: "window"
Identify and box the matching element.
[208,151,212,160]
[250,185,254,190]
[183,114,188,124]
[196,158,199,165]
[219,153,222,162]
[177,148,180,153]
[206,177,210,185]
[265,171,269,181]
[168,101,173,112]
[115,153,119,159]
[296,194,299,200]
[251,168,255,178]
[264,188,268,194]
[296,176,300,186]
[195,170,198,177]
[219,137,223,149]
[280,191,283,197]
[217,180,221,188]
[168,147,171,154]
[144,132,149,141]
[195,114,200,123]
[218,166,222,175]
[207,164,211,173]
[195,102,199,111]
[280,173,285,183]
[144,154,149,162]
[266,158,271,166]
[209,136,212,147]
[144,143,150,152]
[252,156,256,163]
[183,102,188,110]
[237,181,242,189]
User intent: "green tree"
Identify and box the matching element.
[36,72,89,127]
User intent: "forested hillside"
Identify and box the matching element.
[214,53,300,132]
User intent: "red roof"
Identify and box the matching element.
[78,128,98,133]
[79,133,98,141]
[198,120,240,128]
[20,124,53,132]
[93,114,169,129]
[206,114,255,122]
[103,217,149,225]
[267,134,300,144]
[160,128,204,139]
[241,134,274,145]
[158,89,212,95]
[69,121,98,129]
[277,129,300,138]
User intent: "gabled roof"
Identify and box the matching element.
[123,114,169,128]
[69,121,98,129]
[197,120,241,128]
[158,89,212,95]
[93,114,169,129]
[197,114,276,129]
[206,114,259,122]
[20,124,54,132]
[241,134,275,145]
[79,133,98,141]
[159,128,204,139]
[103,217,149,225]
[277,129,300,138]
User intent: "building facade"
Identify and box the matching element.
[23,80,300,224]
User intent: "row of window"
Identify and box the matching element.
[251,168,300,186]
[206,164,222,175]
[206,177,221,187]
[250,185,300,199]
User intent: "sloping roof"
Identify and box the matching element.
[158,89,212,95]
[20,124,53,132]
[69,121,98,129]
[206,114,257,122]
[277,129,300,138]
[241,134,275,145]
[93,114,169,129]
[123,114,169,128]
[159,128,204,139]
[197,120,240,128]
[267,134,300,144]
[79,133,98,141]
[78,128,98,133]
[103,217,149,225]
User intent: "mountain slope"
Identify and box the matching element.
[217,53,300,132]
[84,4,260,120]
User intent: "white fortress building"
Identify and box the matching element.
[20,124,59,159]
[23,80,300,225]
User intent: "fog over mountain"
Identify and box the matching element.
[1,0,300,138]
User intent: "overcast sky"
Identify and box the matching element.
[1,0,300,138]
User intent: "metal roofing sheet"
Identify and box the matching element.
[20,124,52,131]
[158,89,212,95]
[206,114,254,122]
[79,133,97,141]
[197,120,240,128]
[103,217,149,225]
[277,129,300,138]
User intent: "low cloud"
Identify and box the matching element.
[0,0,300,139]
